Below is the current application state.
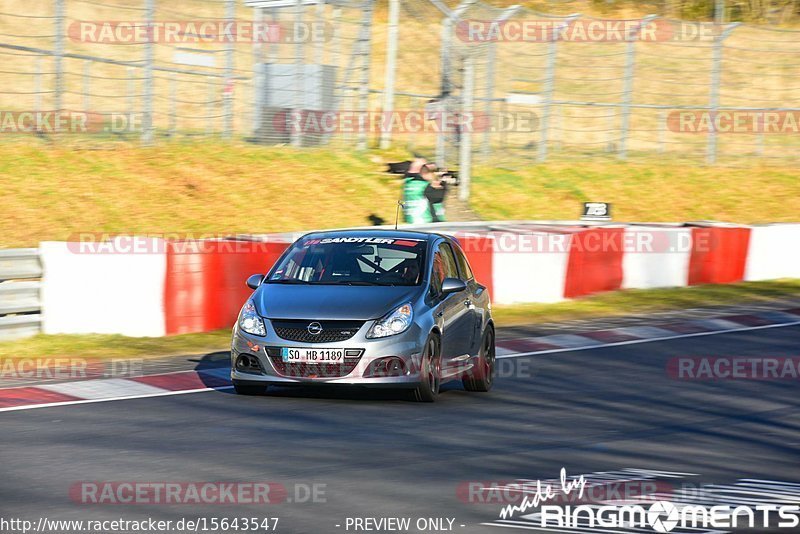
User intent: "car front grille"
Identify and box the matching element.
[266,347,364,378]
[270,319,364,343]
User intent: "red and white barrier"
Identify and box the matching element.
[687,224,751,285]
[36,222,799,337]
[164,240,290,335]
[489,231,572,304]
[622,227,693,289]
[40,239,167,337]
[745,224,800,281]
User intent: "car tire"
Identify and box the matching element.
[413,334,441,402]
[233,382,268,395]
[463,326,495,393]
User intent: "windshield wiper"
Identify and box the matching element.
[265,279,311,284]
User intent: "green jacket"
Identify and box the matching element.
[402,176,432,224]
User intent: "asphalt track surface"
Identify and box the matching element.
[1,326,799,534]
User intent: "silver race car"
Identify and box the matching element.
[231,230,495,401]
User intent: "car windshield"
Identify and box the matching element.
[267,236,427,286]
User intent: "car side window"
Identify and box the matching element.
[440,243,459,279]
[430,251,446,296]
[430,243,460,299]
[453,245,474,281]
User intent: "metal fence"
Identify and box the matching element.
[0,249,42,340]
[0,0,798,168]
[422,1,800,172]
[0,0,373,145]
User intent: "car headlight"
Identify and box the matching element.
[367,303,413,338]
[239,300,266,336]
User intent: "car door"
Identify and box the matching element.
[452,242,483,356]
[431,242,472,373]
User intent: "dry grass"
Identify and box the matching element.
[471,159,800,223]
[0,141,406,247]
[1,141,798,247]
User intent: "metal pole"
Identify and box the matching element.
[458,55,474,202]
[436,18,452,167]
[481,43,497,160]
[332,7,342,72]
[715,0,725,25]
[223,0,235,139]
[291,0,304,147]
[54,0,64,113]
[252,6,263,136]
[538,16,578,162]
[356,0,375,151]
[537,31,558,162]
[707,23,738,164]
[481,5,520,160]
[620,15,656,160]
[436,0,477,167]
[142,0,154,144]
[538,14,577,162]
[314,0,325,65]
[268,8,279,63]
[379,0,400,149]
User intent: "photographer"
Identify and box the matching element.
[422,164,446,223]
[402,159,432,223]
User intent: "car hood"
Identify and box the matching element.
[253,284,421,321]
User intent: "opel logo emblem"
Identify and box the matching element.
[307,322,323,335]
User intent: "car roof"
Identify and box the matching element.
[301,229,450,242]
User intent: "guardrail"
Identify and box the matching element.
[0,249,42,340]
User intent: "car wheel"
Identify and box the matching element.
[413,335,441,402]
[233,382,268,395]
[463,326,495,393]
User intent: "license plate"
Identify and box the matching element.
[281,347,345,364]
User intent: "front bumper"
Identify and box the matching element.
[230,320,425,388]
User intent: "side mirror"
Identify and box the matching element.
[246,274,264,290]
[441,277,467,295]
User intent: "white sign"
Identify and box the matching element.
[506,93,542,105]
[173,51,216,68]
[245,0,323,7]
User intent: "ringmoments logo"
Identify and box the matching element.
[490,468,800,532]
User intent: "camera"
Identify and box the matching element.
[436,169,460,186]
